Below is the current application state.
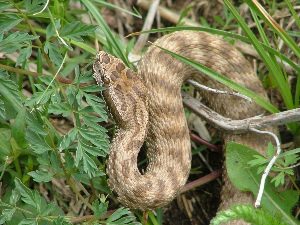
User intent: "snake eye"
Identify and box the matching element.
[100,53,111,64]
[101,74,110,85]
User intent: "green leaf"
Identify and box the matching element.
[9,189,21,205]
[266,143,275,158]
[60,21,96,42]
[26,89,54,107]
[211,204,290,225]
[80,140,106,157]
[0,128,12,160]
[59,128,78,151]
[81,84,104,93]
[18,218,38,225]
[28,170,53,183]
[65,85,76,105]
[75,143,97,177]
[44,41,63,67]
[14,178,37,208]
[24,0,45,14]
[83,92,108,121]
[271,172,285,187]
[48,102,71,117]
[82,113,108,129]
[0,99,5,120]
[53,217,72,225]
[40,202,58,216]
[247,155,268,167]
[0,14,22,33]
[78,127,108,149]
[106,207,140,224]
[92,199,108,219]
[16,46,32,66]
[0,75,23,116]
[11,108,27,149]
[0,208,16,224]
[0,1,12,11]
[26,112,48,136]
[0,32,37,54]
[226,142,299,225]
[46,19,61,40]
[278,148,300,159]
[177,4,194,25]
[26,130,52,154]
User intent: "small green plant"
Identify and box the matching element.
[0,178,139,225]
[0,0,142,224]
[211,204,290,225]
[225,142,298,225]
[249,143,300,187]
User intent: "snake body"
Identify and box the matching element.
[93,31,272,217]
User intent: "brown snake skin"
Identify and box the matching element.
[93,31,274,223]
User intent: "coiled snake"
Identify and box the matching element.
[93,31,273,223]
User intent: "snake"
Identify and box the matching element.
[93,31,274,223]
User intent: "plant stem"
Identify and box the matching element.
[142,211,149,225]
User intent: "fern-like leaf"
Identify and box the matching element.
[210,204,290,225]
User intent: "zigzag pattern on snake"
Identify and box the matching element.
[93,31,274,223]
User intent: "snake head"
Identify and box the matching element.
[93,51,138,89]
[93,51,148,125]
[93,51,116,86]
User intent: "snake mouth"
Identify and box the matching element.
[93,60,111,85]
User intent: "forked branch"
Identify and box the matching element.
[182,92,300,133]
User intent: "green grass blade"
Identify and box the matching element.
[284,0,300,29]
[250,8,291,92]
[71,40,97,54]
[152,43,279,113]
[246,0,300,59]
[81,0,131,67]
[250,9,269,45]
[129,26,249,42]
[224,0,294,110]
[92,0,142,19]
[0,78,23,113]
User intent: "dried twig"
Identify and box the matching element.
[183,86,299,208]
[136,0,198,26]
[70,210,114,223]
[180,170,222,194]
[132,0,160,55]
[182,92,300,133]
[2,54,75,85]
[187,79,252,102]
[190,133,220,152]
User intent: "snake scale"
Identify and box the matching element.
[93,31,274,223]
